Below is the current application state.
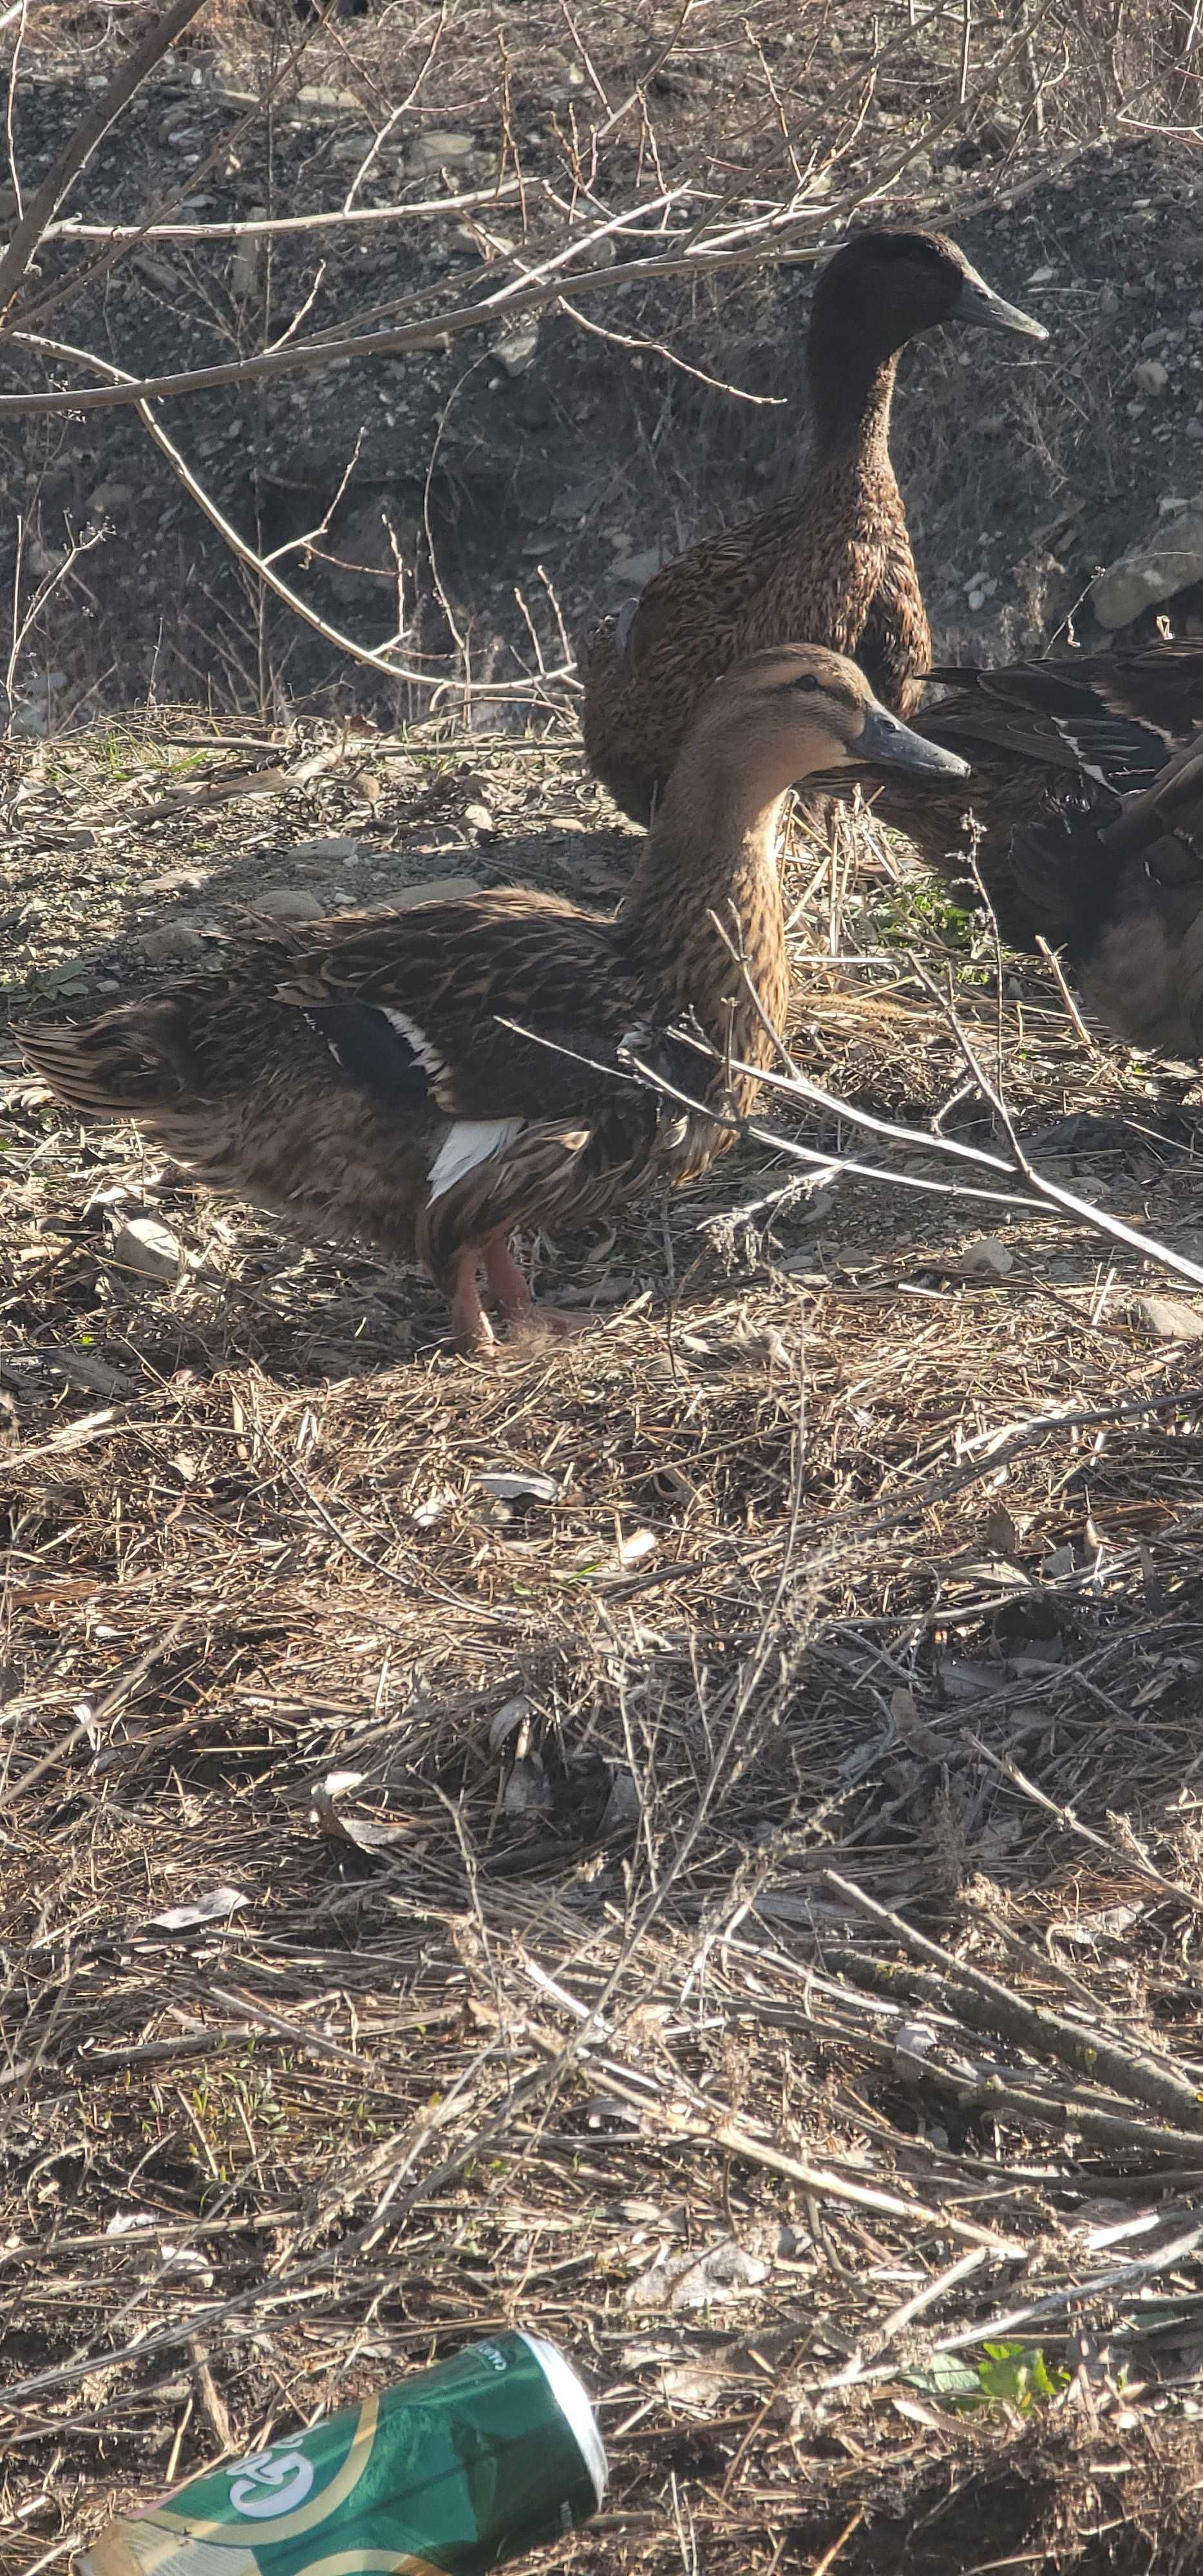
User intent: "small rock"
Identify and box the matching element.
[491,323,539,377]
[88,480,133,515]
[231,240,261,298]
[1138,1293,1203,1343]
[608,547,661,587]
[291,835,361,863]
[388,875,478,909]
[410,129,477,173]
[1133,358,1169,396]
[142,866,208,896]
[136,923,207,961]
[959,1236,1014,1275]
[254,887,325,922]
[464,802,494,835]
[109,1215,182,1283]
[133,251,178,292]
[1090,502,1203,629]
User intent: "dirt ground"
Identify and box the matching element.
[7,7,1203,2576]
[8,730,1203,2576]
[3,10,1203,723]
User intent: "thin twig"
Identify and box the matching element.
[0,0,209,318]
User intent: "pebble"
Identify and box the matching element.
[109,1215,182,1283]
[389,875,478,909]
[608,547,661,587]
[137,923,207,961]
[410,129,477,173]
[143,866,208,895]
[254,887,326,922]
[1138,1293,1203,1342]
[88,480,133,515]
[492,323,540,377]
[292,835,361,863]
[958,1236,1014,1276]
[1133,358,1169,395]
[1091,500,1203,629]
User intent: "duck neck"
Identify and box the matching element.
[807,323,901,468]
[620,763,790,1096]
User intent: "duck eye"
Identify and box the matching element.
[791,673,821,694]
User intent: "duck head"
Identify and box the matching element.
[813,226,1048,359]
[685,645,971,808]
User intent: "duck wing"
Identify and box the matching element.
[271,889,642,1124]
[923,651,1203,797]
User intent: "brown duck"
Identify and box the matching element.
[17,650,965,1356]
[578,228,1046,828]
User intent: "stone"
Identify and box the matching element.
[491,323,539,377]
[109,1216,182,1283]
[88,480,133,515]
[291,835,361,864]
[142,866,208,895]
[231,240,261,298]
[253,887,326,922]
[1138,1294,1203,1342]
[608,547,661,588]
[136,923,207,961]
[958,1236,1014,1276]
[388,876,478,909]
[410,129,477,174]
[1133,358,1169,395]
[1090,502,1203,629]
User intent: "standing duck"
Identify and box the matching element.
[578,229,1046,829]
[16,650,965,1356]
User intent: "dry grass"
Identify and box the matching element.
[6,729,1203,2575]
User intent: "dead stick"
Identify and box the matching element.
[824,1874,1203,2136]
[822,1973,1203,2161]
[0,0,209,319]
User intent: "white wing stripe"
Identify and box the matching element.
[428,1117,524,1202]
[379,1005,446,1079]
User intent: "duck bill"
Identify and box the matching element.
[855,704,971,780]
[952,270,1048,342]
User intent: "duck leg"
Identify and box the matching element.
[448,1245,498,1357]
[482,1231,594,1341]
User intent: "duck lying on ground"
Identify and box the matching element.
[578,227,1046,829]
[17,650,967,1356]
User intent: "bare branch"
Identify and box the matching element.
[0,0,209,320]
[41,181,538,245]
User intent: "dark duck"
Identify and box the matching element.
[578,227,1046,829]
[871,641,1203,1058]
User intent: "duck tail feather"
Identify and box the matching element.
[15,998,195,1117]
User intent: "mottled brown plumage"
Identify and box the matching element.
[17,650,965,1355]
[579,229,1046,829]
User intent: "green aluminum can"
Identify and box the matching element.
[81,2332,608,2576]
